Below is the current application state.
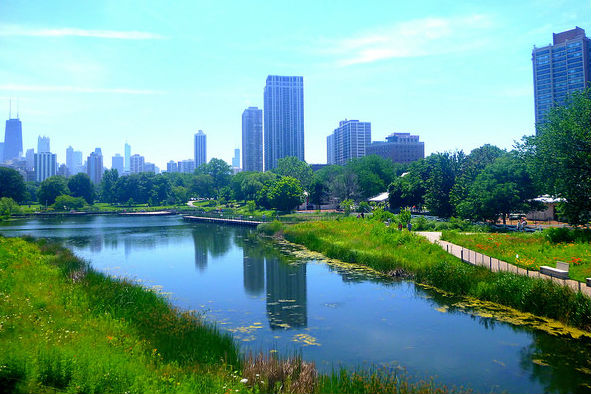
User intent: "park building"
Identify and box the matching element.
[366,133,424,164]
[532,27,591,127]
[326,119,371,165]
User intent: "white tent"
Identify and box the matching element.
[368,192,389,202]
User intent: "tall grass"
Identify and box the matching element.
[283,218,591,331]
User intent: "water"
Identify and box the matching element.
[2,215,590,393]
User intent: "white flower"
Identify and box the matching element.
[240,378,248,384]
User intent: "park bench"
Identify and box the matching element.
[540,261,569,279]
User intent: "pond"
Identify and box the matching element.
[2,215,590,393]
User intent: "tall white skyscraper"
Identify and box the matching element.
[242,107,263,172]
[130,154,145,174]
[35,152,57,182]
[326,120,371,165]
[124,143,131,172]
[66,146,84,175]
[264,75,304,170]
[194,130,206,167]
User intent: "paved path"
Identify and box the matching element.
[416,231,591,297]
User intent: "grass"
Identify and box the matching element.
[0,235,462,394]
[440,231,591,283]
[281,218,591,331]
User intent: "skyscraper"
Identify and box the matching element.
[124,143,131,172]
[112,154,124,174]
[166,160,178,173]
[264,75,304,170]
[232,148,240,169]
[34,152,57,182]
[194,130,206,167]
[532,26,591,127]
[326,120,371,165]
[87,148,103,184]
[25,148,34,170]
[3,116,23,162]
[130,154,145,174]
[242,106,263,171]
[37,136,50,153]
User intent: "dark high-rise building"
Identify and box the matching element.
[326,120,371,165]
[242,107,263,171]
[194,130,206,167]
[532,27,591,127]
[264,75,304,170]
[87,148,103,184]
[3,117,23,162]
[366,133,424,164]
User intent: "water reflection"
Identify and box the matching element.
[243,251,265,296]
[266,257,307,330]
[191,225,233,271]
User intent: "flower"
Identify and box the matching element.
[240,378,248,384]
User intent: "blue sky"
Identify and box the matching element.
[1,0,589,169]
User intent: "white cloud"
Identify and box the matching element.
[0,25,164,39]
[324,14,494,66]
[0,84,163,95]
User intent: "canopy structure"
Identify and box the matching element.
[368,192,389,202]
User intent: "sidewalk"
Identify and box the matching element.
[416,231,591,297]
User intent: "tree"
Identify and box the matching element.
[519,89,591,225]
[457,155,540,223]
[68,173,95,204]
[346,155,395,199]
[423,152,464,217]
[0,167,26,202]
[308,177,328,208]
[196,158,232,195]
[273,156,313,189]
[38,176,69,206]
[0,197,21,217]
[52,195,85,211]
[100,169,119,203]
[266,176,304,211]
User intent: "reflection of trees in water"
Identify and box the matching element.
[413,285,591,394]
[191,224,235,271]
[325,264,387,285]
[266,257,307,330]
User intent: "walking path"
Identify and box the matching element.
[416,231,591,297]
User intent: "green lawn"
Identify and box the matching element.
[441,231,591,283]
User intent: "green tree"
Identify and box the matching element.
[423,152,464,217]
[458,155,540,223]
[0,197,21,218]
[196,158,232,195]
[346,155,395,199]
[189,174,215,198]
[99,169,119,203]
[266,176,304,211]
[52,195,85,211]
[340,198,354,215]
[38,176,69,206]
[68,173,95,204]
[0,167,26,202]
[273,156,313,189]
[519,89,591,225]
[308,177,328,208]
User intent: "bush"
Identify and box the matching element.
[544,227,591,244]
[257,220,284,236]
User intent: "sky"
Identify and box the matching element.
[0,0,589,170]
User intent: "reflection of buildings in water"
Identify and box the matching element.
[192,230,208,271]
[103,233,119,250]
[266,257,307,329]
[89,234,103,253]
[243,252,265,296]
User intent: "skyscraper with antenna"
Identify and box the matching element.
[3,99,23,162]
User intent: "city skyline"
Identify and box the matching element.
[0,1,589,169]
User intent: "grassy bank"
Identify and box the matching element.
[441,231,591,282]
[1,236,464,394]
[278,218,591,331]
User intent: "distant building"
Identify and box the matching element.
[130,154,145,174]
[242,107,263,171]
[34,152,57,182]
[232,148,240,169]
[3,117,23,162]
[532,26,591,127]
[264,75,304,170]
[178,159,195,173]
[166,160,178,173]
[124,143,131,172]
[66,146,84,176]
[194,130,206,167]
[0,142,3,163]
[25,148,34,170]
[112,154,124,175]
[143,162,157,174]
[87,148,103,184]
[366,133,424,164]
[326,120,371,165]
[37,136,50,153]
[57,164,68,177]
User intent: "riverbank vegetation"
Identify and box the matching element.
[441,228,591,283]
[278,218,591,331]
[1,236,467,394]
